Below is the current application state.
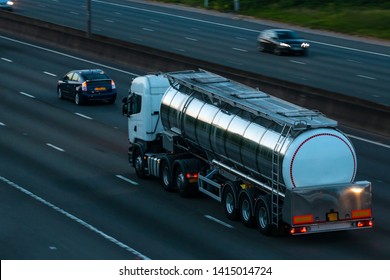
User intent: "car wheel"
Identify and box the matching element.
[257,43,265,52]
[74,92,82,105]
[274,47,282,56]
[57,87,63,99]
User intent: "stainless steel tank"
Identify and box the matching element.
[160,86,357,189]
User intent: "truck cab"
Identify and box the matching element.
[122,74,170,143]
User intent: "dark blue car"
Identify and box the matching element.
[0,1,14,11]
[257,29,310,56]
[57,69,117,105]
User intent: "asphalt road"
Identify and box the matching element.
[1,34,390,260]
[10,0,390,106]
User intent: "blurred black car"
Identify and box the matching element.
[0,0,14,11]
[257,29,310,56]
[57,69,117,105]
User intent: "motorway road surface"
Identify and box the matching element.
[0,34,390,260]
[10,0,390,106]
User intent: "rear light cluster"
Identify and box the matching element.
[290,220,373,235]
[111,80,116,89]
[82,81,88,92]
[290,208,373,235]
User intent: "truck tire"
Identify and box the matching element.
[255,195,272,235]
[133,148,147,179]
[160,160,175,192]
[222,182,239,220]
[239,191,255,227]
[174,165,191,197]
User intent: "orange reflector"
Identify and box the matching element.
[352,209,372,219]
[293,214,313,225]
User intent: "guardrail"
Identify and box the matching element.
[1,11,389,137]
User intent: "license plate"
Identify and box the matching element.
[327,212,338,222]
[95,87,106,91]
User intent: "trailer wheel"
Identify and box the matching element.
[255,196,272,235]
[160,160,175,192]
[134,148,147,179]
[222,182,239,220]
[239,192,255,227]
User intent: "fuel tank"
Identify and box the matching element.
[160,86,357,189]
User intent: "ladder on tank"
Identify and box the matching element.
[271,124,291,228]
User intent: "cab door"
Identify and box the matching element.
[126,92,144,143]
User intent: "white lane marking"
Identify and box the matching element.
[173,48,185,52]
[43,71,57,77]
[346,134,390,149]
[1,57,12,62]
[19,92,35,98]
[185,37,198,41]
[357,74,376,80]
[104,19,114,23]
[0,35,139,76]
[290,60,306,65]
[70,11,79,15]
[75,112,93,120]
[235,37,248,41]
[0,122,6,126]
[116,175,139,186]
[115,12,122,15]
[46,143,65,152]
[142,27,154,32]
[0,176,150,260]
[150,19,160,23]
[93,0,390,58]
[204,215,234,229]
[347,59,361,64]
[232,47,248,52]
[310,40,390,58]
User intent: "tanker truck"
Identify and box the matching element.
[122,69,373,236]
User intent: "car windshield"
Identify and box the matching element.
[82,72,110,81]
[276,31,300,40]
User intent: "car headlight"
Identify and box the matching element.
[301,42,310,48]
[279,42,291,48]
[7,1,14,5]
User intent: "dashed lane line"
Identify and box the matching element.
[0,175,150,260]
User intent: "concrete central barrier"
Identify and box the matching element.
[0,11,389,137]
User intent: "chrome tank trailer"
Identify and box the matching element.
[160,80,357,190]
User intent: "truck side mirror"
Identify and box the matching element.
[122,97,129,117]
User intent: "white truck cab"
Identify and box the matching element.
[122,74,170,143]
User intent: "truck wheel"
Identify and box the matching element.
[175,166,191,197]
[255,196,272,235]
[134,149,147,179]
[160,160,175,192]
[239,192,255,227]
[222,182,239,220]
